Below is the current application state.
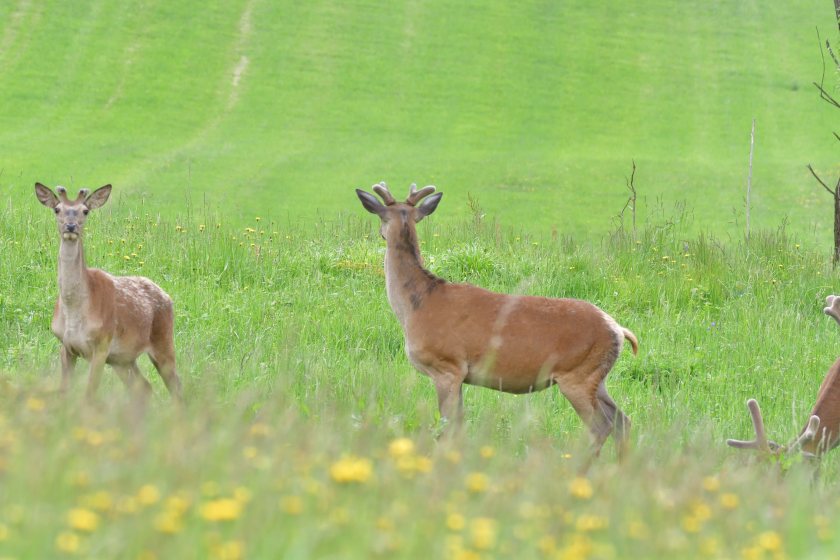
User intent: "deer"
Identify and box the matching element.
[35,183,182,402]
[726,295,840,459]
[356,182,639,459]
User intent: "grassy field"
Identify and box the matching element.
[4,0,840,558]
[3,194,840,558]
[0,0,838,241]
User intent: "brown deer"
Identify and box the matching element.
[35,183,182,401]
[727,295,840,458]
[356,182,639,458]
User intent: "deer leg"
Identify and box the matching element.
[113,362,152,399]
[59,346,77,393]
[596,381,631,461]
[84,347,109,401]
[432,374,464,433]
[149,353,182,402]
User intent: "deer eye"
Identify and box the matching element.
[54,207,60,214]
[83,209,89,215]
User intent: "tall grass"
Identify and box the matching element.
[2,196,840,557]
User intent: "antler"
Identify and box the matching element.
[726,399,781,453]
[789,415,821,453]
[824,295,840,327]
[371,182,396,206]
[55,186,71,204]
[406,183,436,206]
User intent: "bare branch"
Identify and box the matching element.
[808,164,837,195]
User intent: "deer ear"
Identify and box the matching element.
[415,192,442,222]
[35,183,59,208]
[356,189,386,216]
[85,184,112,210]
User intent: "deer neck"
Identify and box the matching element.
[384,220,439,326]
[57,238,90,309]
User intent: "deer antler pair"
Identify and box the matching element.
[371,182,436,207]
[55,186,90,204]
[727,399,822,455]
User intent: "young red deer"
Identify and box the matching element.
[35,183,182,401]
[727,295,840,458]
[356,182,638,458]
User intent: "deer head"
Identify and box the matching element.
[35,183,112,241]
[726,399,821,458]
[355,182,442,239]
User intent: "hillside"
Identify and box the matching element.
[0,1,837,239]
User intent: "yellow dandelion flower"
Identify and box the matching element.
[56,531,81,554]
[200,498,243,522]
[757,531,782,552]
[280,495,303,515]
[249,423,270,437]
[720,493,740,510]
[465,472,489,493]
[67,508,99,532]
[26,397,45,411]
[165,495,191,515]
[154,510,184,534]
[329,456,373,484]
[212,540,245,560]
[388,437,415,458]
[702,476,720,492]
[480,445,495,459]
[137,485,160,506]
[575,514,608,532]
[682,515,702,534]
[445,450,462,464]
[243,446,258,460]
[470,517,498,550]
[568,477,593,500]
[447,513,465,531]
[82,491,114,512]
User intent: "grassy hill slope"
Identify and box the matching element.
[0,0,837,241]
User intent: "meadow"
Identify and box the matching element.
[3,0,840,558]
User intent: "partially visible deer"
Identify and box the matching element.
[356,182,638,459]
[35,183,182,402]
[727,295,840,458]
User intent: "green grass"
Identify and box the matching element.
[1,0,838,241]
[3,195,840,558]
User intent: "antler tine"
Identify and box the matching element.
[55,186,71,204]
[372,182,396,206]
[75,188,90,203]
[727,399,772,452]
[406,183,436,206]
[789,415,821,452]
[824,295,840,327]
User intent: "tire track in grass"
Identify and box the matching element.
[0,0,34,73]
[121,0,256,189]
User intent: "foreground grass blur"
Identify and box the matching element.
[3,197,840,557]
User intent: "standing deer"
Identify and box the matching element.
[356,182,638,458]
[35,183,182,401]
[727,295,840,458]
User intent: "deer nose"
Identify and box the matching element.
[65,224,77,233]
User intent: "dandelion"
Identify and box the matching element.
[280,495,303,515]
[465,472,489,493]
[199,498,243,522]
[479,445,495,459]
[470,517,498,550]
[26,397,45,411]
[720,493,740,510]
[249,423,270,437]
[67,508,99,532]
[329,456,373,484]
[212,540,245,560]
[757,531,782,552]
[154,510,184,534]
[575,514,608,532]
[388,437,415,458]
[137,485,161,506]
[568,477,593,500]
[82,491,114,512]
[447,513,466,531]
[56,531,81,554]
